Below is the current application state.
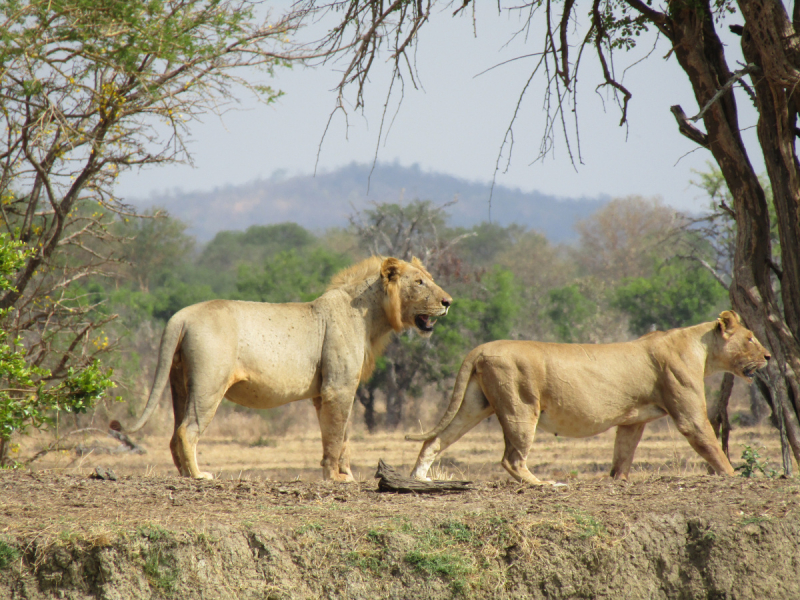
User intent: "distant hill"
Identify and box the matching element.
[130,162,608,243]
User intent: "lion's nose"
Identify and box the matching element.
[442,298,452,308]
[765,352,771,361]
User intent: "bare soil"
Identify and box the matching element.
[1,418,800,599]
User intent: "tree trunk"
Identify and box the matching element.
[0,436,9,467]
[384,360,405,430]
[356,385,378,433]
[749,380,770,425]
[666,2,800,470]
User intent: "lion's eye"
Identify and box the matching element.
[417,279,424,286]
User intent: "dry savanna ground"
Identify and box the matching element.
[14,378,791,483]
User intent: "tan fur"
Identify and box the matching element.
[129,256,452,481]
[408,311,771,484]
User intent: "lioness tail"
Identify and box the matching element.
[404,351,478,442]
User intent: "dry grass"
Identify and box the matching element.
[17,414,790,484]
[14,373,793,481]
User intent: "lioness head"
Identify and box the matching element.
[381,257,452,337]
[713,310,771,382]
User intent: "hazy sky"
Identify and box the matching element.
[116,3,760,214]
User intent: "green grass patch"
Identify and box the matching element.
[138,525,178,594]
[440,520,474,544]
[142,545,178,594]
[346,551,389,575]
[741,515,771,526]
[569,510,606,539]
[404,549,472,578]
[250,436,277,448]
[138,524,173,542]
[296,522,323,535]
[0,540,19,569]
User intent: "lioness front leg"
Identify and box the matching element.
[609,423,646,480]
[675,416,735,475]
[316,391,356,482]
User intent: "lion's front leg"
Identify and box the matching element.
[314,391,356,482]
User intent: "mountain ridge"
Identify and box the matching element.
[130,162,609,243]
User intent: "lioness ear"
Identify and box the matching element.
[381,257,404,332]
[717,310,740,338]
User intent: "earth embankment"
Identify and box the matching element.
[1,472,799,599]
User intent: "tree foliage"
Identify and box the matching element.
[613,260,728,336]
[0,234,114,465]
[236,247,351,303]
[0,0,307,462]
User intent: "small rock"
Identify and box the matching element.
[90,466,118,481]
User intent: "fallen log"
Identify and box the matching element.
[374,459,472,493]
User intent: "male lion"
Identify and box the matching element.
[129,256,452,481]
[408,311,770,484]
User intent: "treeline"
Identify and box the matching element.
[99,188,731,433]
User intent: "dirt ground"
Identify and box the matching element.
[2,408,800,599]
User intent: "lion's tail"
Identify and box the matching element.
[126,315,186,434]
[405,350,478,442]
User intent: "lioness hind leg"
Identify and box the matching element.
[482,371,547,485]
[609,423,646,480]
[410,380,492,480]
[498,423,548,485]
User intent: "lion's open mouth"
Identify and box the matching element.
[415,314,437,332]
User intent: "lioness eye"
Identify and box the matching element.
[417,279,424,285]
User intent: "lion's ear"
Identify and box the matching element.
[410,256,433,280]
[717,310,740,338]
[381,257,402,283]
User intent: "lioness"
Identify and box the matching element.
[129,256,452,481]
[408,311,770,483]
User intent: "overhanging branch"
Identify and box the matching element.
[671,105,709,147]
[689,63,759,122]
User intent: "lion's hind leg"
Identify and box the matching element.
[410,378,492,480]
[168,366,191,477]
[171,369,228,480]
